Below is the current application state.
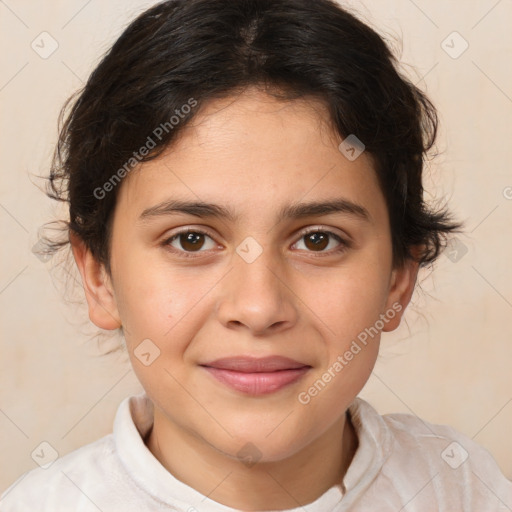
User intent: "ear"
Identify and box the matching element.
[70,232,121,330]
[381,247,421,332]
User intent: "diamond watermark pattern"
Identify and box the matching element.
[444,238,468,263]
[441,31,469,59]
[236,442,262,468]
[31,238,53,263]
[134,338,161,366]
[31,441,59,469]
[31,32,59,59]
[338,134,365,161]
[236,236,263,264]
[441,441,469,469]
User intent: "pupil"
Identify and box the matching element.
[306,232,328,251]
[182,232,204,251]
[187,233,200,244]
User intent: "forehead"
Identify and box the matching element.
[115,88,387,228]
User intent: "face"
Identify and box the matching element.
[74,87,418,463]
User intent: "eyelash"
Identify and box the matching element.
[161,227,351,259]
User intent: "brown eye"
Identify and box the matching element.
[304,232,330,251]
[164,230,216,255]
[179,232,206,251]
[294,229,348,255]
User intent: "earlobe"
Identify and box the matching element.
[70,233,121,330]
[381,253,421,332]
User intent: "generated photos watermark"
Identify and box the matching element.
[297,301,403,405]
[93,97,198,200]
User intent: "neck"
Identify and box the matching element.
[146,406,358,510]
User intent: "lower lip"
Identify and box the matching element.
[202,366,310,395]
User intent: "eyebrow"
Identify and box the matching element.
[138,198,371,224]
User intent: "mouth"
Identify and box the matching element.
[199,356,311,395]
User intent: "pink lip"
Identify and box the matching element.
[200,356,311,395]
[201,355,308,372]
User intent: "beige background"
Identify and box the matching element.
[1,0,511,494]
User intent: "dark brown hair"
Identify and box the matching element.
[45,0,463,272]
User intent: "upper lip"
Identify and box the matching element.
[200,356,310,373]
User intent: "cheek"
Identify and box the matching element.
[113,255,218,351]
[308,262,391,345]
[295,271,385,421]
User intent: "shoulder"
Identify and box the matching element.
[0,434,117,511]
[0,393,160,512]
[349,398,512,510]
[380,406,502,470]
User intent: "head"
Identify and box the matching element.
[47,0,463,462]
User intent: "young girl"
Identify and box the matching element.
[2,0,511,510]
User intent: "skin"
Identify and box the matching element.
[72,86,420,510]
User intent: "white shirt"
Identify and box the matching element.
[1,393,511,511]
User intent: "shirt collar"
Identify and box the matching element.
[114,392,391,511]
[340,397,394,508]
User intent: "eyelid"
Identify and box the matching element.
[166,225,218,240]
[295,225,350,242]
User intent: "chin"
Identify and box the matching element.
[211,428,310,466]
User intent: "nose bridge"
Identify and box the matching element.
[236,239,281,293]
[217,236,296,333]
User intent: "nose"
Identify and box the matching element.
[216,245,298,336]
